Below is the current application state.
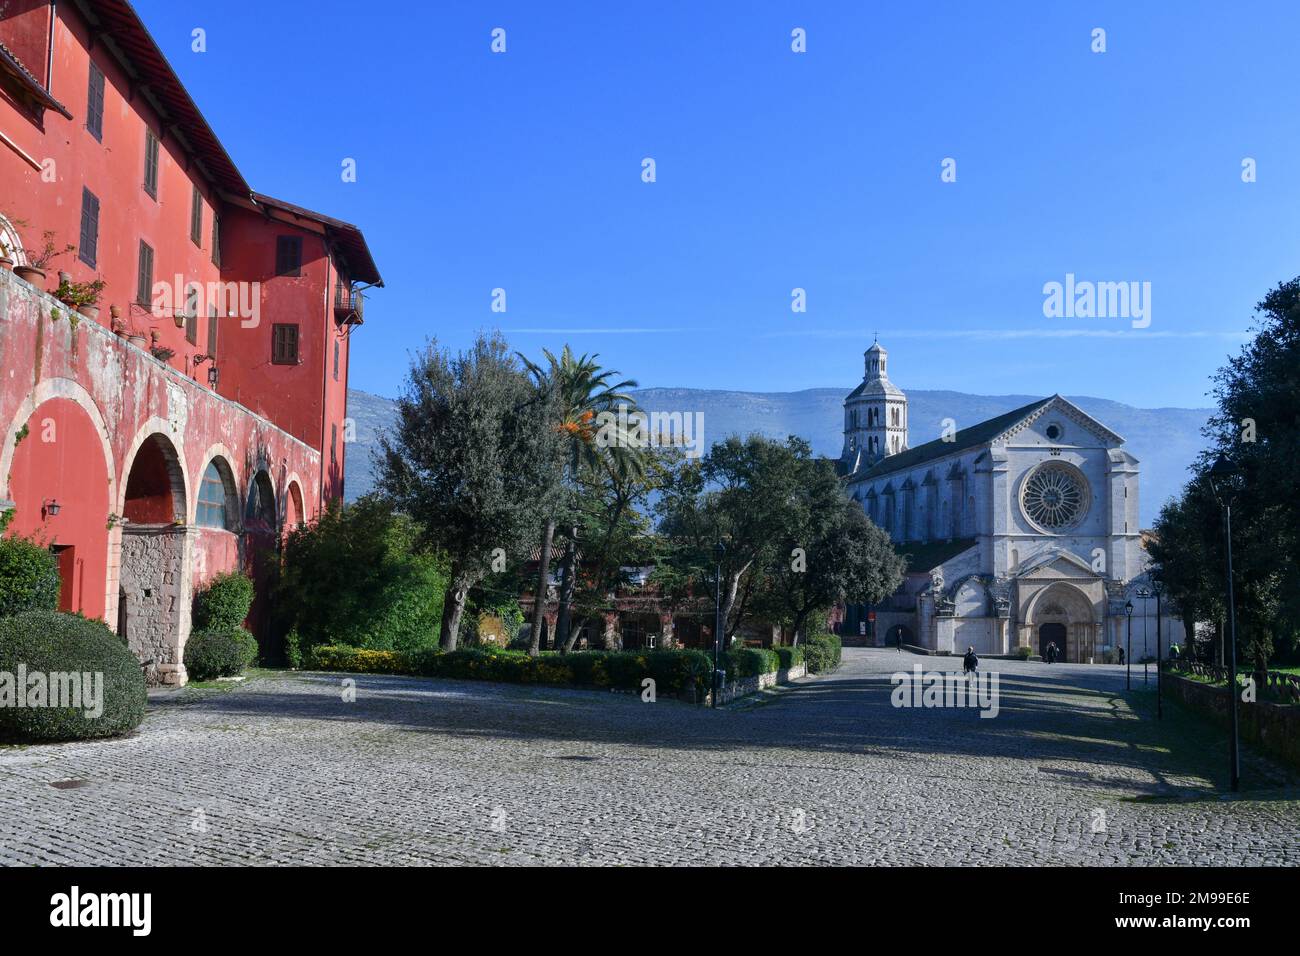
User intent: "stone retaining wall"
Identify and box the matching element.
[1164,672,1300,769]
[700,664,807,706]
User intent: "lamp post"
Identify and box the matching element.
[1124,599,1133,690]
[1135,586,1152,685]
[1208,454,1241,792]
[713,541,725,709]
[1153,581,1164,720]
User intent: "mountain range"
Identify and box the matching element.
[344,387,1212,528]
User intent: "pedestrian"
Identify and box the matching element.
[896,629,903,654]
[1117,646,1125,666]
[1046,641,1057,664]
[1169,643,1180,662]
[963,645,979,677]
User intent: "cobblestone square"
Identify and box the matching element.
[1,649,1296,865]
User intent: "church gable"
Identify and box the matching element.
[1016,549,1099,581]
[993,395,1125,449]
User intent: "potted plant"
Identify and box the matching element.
[126,325,148,349]
[13,231,74,285]
[54,277,107,320]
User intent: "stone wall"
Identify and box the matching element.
[698,664,807,706]
[119,526,191,685]
[1164,672,1300,769]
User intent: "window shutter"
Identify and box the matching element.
[275,236,302,276]
[333,340,339,380]
[78,188,99,267]
[207,305,218,357]
[211,214,221,266]
[272,324,299,364]
[86,63,105,141]
[190,185,202,245]
[144,129,159,198]
[136,241,154,305]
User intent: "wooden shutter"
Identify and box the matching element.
[207,305,218,358]
[78,188,99,267]
[211,214,221,266]
[190,185,202,245]
[136,241,154,305]
[333,340,339,380]
[272,324,299,364]
[275,236,302,276]
[144,129,159,198]
[86,63,104,141]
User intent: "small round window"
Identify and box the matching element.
[1045,422,1063,441]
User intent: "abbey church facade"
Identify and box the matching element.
[839,342,1183,662]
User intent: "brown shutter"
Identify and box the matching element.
[136,241,154,305]
[78,189,99,268]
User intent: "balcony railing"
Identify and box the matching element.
[333,281,365,320]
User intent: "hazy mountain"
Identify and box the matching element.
[345,387,1212,527]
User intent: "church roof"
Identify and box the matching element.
[895,538,978,573]
[848,396,1055,482]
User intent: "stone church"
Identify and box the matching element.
[839,341,1182,662]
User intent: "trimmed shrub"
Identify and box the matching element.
[719,647,779,680]
[805,632,842,674]
[0,610,146,742]
[305,645,409,675]
[1013,645,1034,661]
[773,645,804,670]
[283,628,303,670]
[0,533,60,617]
[184,629,253,682]
[192,571,254,632]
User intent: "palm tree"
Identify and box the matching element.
[519,346,638,655]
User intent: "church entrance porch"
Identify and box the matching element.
[1038,622,1067,660]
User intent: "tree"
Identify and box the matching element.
[517,346,638,654]
[756,465,905,644]
[656,435,817,642]
[277,496,446,653]
[377,334,563,649]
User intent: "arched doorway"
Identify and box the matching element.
[119,432,188,683]
[887,624,913,648]
[1039,622,1067,660]
[5,395,112,619]
[244,470,278,662]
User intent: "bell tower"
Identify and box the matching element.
[842,338,908,471]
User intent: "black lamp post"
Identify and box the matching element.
[1124,600,1133,690]
[1135,587,1152,685]
[713,541,725,709]
[1208,453,1241,792]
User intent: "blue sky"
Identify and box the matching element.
[138,0,1299,408]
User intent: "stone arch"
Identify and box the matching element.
[120,418,188,523]
[1024,581,1097,663]
[952,577,987,617]
[0,213,24,266]
[193,443,242,530]
[3,391,114,620]
[245,468,277,530]
[284,478,305,532]
[0,377,116,507]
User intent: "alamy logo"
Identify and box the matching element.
[594,403,706,459]
[1042,273,1151,328]
[50,886,151,936]
[890,665,1000,718]
[0,666,103,718]
[152,276,262,329]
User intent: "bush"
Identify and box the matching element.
[773,645,804,670]
[0,533,60,617]
[1013,645,1034,661]
[192,571,254,632]
[184,629,255,682]
[305,645,714,697]
[278,497,446,653]
[0,610,146,742]
[805,632,842,674]
[720,647,779,679]
[283,628,303,670]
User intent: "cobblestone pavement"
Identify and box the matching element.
[1,648,1296,865]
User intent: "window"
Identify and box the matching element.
[78,188,99,268]
[211,213,221,266]
[86,62,105,141]
[190,184,202,245]
[207,305,218,358]
[275,235,302,276]
[333,339,339,381]
[136,240,154,306]
[271,323,299,365]
[143,128,159,198]
[196,461,231,529]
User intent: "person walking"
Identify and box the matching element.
[1046,641,1057,664]
[1117,646,1125,666]
[963,645,979,678]
[896,628,903,654]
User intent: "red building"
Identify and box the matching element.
[0,0,381,682]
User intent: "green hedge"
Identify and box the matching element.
[184,628,257,682]
[0,610,146,742]
[0,534,60,617]
[305,645,717,697]
[772,645,804,670]
[719,647,779,679]
[805,632,842,673]
[192,571,254,632]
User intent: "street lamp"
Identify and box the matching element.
[713,541,726,709]
[1135,586,1152,685]
[1124,600,1133,690]
[1208,453,1242,792]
